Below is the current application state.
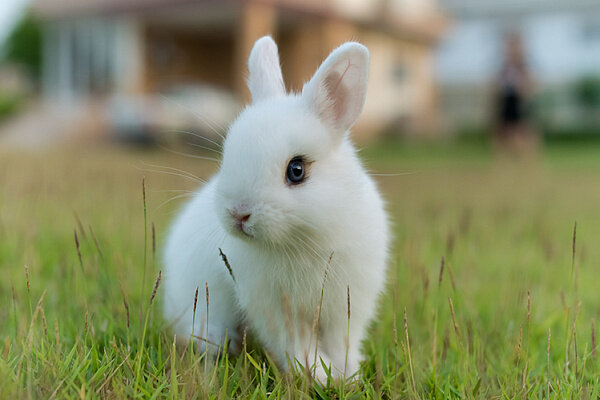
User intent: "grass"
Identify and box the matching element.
[2,140,600,398]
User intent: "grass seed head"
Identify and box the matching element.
[121,288,130,328]
[448,297,460,338]
[438,256,445,288]
[218,248,236,283]
[150,270,162,305]
[193,286,199,315]
[151,222,156,258]
[24,265,30,293]
[74,229,83,270]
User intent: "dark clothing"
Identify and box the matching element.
[499,87,523,125]
[497,64,527,127]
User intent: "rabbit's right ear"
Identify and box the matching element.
[302,42,369,138]
[247,36,286,103]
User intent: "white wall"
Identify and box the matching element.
[435,10,600,86]
[435,18,500,85]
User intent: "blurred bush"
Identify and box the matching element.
[2,12,42,84]
[0,92,24,123]
[574,76,600,111]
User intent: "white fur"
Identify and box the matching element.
[163,36,389,382]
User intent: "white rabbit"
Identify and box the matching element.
[163,36,389,381]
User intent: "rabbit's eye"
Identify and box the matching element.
[286,157,306,185]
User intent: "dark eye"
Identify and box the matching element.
[286,157,306,185]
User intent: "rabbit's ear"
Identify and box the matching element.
[247,36,286,103]
[302,43,369,136]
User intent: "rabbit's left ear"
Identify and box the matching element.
[302,42,369,136]
[247,36,286,103]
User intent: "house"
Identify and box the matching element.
[436,0,600,130]
[32,0,447,142]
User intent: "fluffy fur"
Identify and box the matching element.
[163,36,389,381]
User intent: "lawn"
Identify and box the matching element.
[2,140,600,398]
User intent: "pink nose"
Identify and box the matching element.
[229,210,251,229]
[232,212,251,224]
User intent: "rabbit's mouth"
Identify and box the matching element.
[235,221,253,238]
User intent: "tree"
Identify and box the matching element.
[2,12,42,83]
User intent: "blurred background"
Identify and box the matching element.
[0,0,599,149]
[0,0,596,149]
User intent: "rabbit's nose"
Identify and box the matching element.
[233,212,251,224]
[228,209,251,224]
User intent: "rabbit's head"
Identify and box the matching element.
[215,36,370,248]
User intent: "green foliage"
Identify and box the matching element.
[0,93,23,122]
[2,12,42,82]
[2,143,600,398]
[573,76,600,110]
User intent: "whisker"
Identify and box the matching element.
[161,129,224,149]
[368,171,418,177]
[158,144,221,163]
[138,161,207,183]
[136,167,205,184]
[152,189,195,194]
[155,193,195,211]
[186,142,223,155]
[159,95,227,141]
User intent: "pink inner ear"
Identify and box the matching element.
[320,59,363,130]
[323,71,349,125]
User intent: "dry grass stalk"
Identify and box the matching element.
[467,320,474,354]
[150,270,162,305]
[26,290,47,345]
[573,301,581,387]
[3,337,10,359]
[74,212,87,240]
[84,307,89,335]
[527,290,531,329]
[218,248,236,283]
[11,282,18,337]
[438,257,445,288]
[345,285,351,378]
[432,312,438,372]
[193,286,199,316]
[204,281,210,377]
[404,308,417,393]
[592,321,597,359]
[310,252,333,376]
[547,328,551,397]
[572,221,577,274]
[442,325,450,362]
[121,288,130,329]
[40,307,48,337]
[74,229,84,271]
[24,265,30,293]
[446,232,455,256]
[141,176,148,318]
[560,291,566,309]
[448,297,460,338]
[279,290,295,351]
[54,318,60,349]
[190,335,219,349]
[151,222,156,259]
[96,355,129,395]
[393,312,399,376]
[516,324,523,366]
[446,263,457,292]
[88,224,103,259]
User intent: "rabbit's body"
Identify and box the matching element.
[163,37,389,380]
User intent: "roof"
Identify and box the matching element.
[33,0,448,43]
